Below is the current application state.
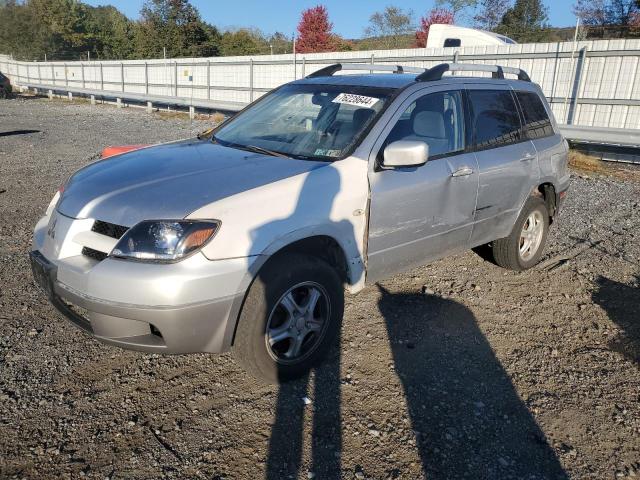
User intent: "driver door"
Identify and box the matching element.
[366,86,479,282]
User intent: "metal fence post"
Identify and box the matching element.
[302,57,306,77]
[120,62,125,92]
[249,58,254,102]
[37,62,41,84]
[100,62,104,91]
[81,62,85,88]
[370,53,374,74]
[174,61,178,97]
[567,47,588,125]
[206,59,211,100]
[51,63,54,86]
[64,63,68,86]
[453,51,459,76]
[144,61,149,95]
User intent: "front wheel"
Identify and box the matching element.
[491,196,550,271]
[232,253,344,384]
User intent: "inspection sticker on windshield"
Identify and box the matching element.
[332,93,379,108]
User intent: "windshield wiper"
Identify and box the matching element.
[197,128,215,140]
[213,137,296,159]
[243,144,291,159]
[241,144,292,159]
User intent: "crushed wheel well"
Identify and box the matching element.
[537,183,557,222]
[270,236,349,284]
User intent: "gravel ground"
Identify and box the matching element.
[1,96,639,480]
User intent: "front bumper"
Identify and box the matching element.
[29,249,247,354]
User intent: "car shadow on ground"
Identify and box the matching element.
[265,331,342,478]
[265,284,569,479]
[592,275,640,365]
[377,285,568,479]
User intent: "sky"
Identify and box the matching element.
[83,0,578,37]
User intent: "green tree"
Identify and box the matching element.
[474,0,512,30]
[497,0,550,42]
[436,0,478,20]
[86,5,136,59]
[0,0,97,60]
[364,6,415,49]
[268,31,293,54]
[135,0,220,58]
[219,29,264,56]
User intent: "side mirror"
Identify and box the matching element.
[382,140,429,168]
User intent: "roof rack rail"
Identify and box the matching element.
[416,63,531,82]
[306,63,426,78]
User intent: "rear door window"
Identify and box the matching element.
[515,91,554,140]
[468,89,523,151]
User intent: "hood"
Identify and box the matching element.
[57,139,327,226]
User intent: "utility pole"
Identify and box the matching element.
[87,51,90,61]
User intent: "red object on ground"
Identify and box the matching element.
[101,145,150,158]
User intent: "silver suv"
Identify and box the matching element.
[30,63,569,383]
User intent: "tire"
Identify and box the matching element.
[232,253,344,384]
[0,88,6,99]
[491,196,550,271]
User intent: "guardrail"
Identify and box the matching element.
[21,81,246,115]
[560,124,640,148]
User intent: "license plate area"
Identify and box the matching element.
[29,250,57,299]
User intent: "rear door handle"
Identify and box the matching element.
[520,153,536,162]
[451,166,474,177]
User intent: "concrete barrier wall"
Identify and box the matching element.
[2,38,639,129]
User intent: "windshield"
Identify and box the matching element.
[213,83,394,161]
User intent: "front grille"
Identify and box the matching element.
[91,220,129,239]
[82,247,108,262]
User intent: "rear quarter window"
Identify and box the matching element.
[515,91,555,140]
[468,89,523,150]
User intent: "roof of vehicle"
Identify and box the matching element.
[292,73,418,89]
[293,73,531,89]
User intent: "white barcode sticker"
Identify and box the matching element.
[332,93,379,108]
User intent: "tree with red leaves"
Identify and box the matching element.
[296,5,336,53]
[414,8,455,47]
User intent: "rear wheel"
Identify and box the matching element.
[491,196,549,271]
[233,253,343,384]
[0,87,7,99]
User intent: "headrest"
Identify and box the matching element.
[352,108,375,131]
[413,111,446,138]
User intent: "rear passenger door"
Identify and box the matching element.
[466,86,539,247]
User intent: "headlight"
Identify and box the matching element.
[111,220,219,262]
[45,185,64,216]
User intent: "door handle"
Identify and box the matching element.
[520,153,536,162]
[451,166,474,177]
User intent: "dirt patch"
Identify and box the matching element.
[1,97,639,479]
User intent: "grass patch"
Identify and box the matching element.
[568,150,609,174]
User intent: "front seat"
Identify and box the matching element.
[405,110,449,157]
[329,108,375,148]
